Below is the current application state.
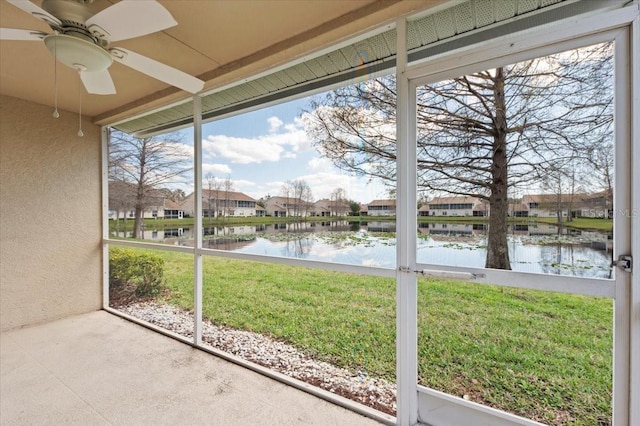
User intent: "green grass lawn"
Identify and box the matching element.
[115,247,612,425]
[533,217,613,231]
[109,215,366,231]
[109,215,612,234]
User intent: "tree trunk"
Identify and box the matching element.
[487,189,511,269]
[556,177,562,233]
[133,178,145,239]
[133,207,144,239]
[486,67,511,270]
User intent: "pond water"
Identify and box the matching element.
[112,221,613,278]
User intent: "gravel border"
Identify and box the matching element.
[118,302,397,415]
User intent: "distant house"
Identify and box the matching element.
[312,199,351,216]
[577,189,613,218]
[182,190,258,217]
[367,199,396,216]
[522,193,590,218]
[264,197,288,217]
[521,192,614,218]
[312,199,331,217]
[422,196,487,217]
[509,202,529,217]
[264,196,313,217]
[163,199,184,219]
[108,180,178,220]
[109,198,184,221]
[473,202,489,217]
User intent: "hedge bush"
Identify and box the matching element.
[109,247,165,299]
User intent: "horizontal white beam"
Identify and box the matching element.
[105,238,195,254]
[417,385,546,426]
[103,238,396,278]
[418,269,479,281]
[198,247,396,278]
[416,263,615,298]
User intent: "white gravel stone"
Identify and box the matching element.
[119,301,397,414]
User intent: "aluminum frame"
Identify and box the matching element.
[101,3,639,425]
[406,8,638,426]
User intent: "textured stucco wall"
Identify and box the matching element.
[0,95,102,330]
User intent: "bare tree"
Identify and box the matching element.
[294,179,313,216]
[280,179,313,216]
[330,187,347,216]
[543,169,570,230]
[300,181,314,216]
[204,173,222,221]
[223,175,234,217]
[305,42,613,269]
[109,130,192,238]
[280,181,294,216]
[588,141,614,195]
[108,179,135,227]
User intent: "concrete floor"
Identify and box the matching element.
[0,311,384,425]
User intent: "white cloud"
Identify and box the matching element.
[203,163,232,175]
[291,169,389,203]
[302,156,390,202]
[232,179,285,200]
[198,109,392,203]
[267,116,283,133]
[307,157,333,173]
[203,116,312,164]
[196,153,389,203]
[203,135,283,164]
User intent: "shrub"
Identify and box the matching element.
[109,248,165,300]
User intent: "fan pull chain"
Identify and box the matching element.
[52,33,59,118]
[77,72,84,137]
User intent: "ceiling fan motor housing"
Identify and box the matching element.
[41,0,94,24]
[44,34,112,72]
[40,0,112,72]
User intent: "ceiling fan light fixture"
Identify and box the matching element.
[44,33,112,72]
[3,0,204,96]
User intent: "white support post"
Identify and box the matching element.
[395,17,419,426]
[193,95,203,346]
[101,126,110,309]
[612,25,633,426]
[629,13,640,426]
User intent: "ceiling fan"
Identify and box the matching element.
[0,0,205,95]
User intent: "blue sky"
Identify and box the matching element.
[195,95,388,203]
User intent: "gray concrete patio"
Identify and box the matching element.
[0,310,383,425]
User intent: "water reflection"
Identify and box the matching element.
[111,221,612,277]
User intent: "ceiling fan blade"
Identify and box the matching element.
[80,69,116,95]
[6,0,61,27]
[0,28,46,41]
[86,0,176,42]
[111,48,204,94]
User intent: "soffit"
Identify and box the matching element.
[118,0,617,136]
